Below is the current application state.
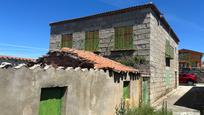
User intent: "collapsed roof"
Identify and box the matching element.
[35,48,139,74]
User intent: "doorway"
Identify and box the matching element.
[39,87,67,115]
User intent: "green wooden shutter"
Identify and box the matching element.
[142,79,149,105]
[115,26,133,50]
[39,87,66,115]
[115,28,119,49]
[125,26,133,49]
[93,31,99,50]
[61,34,72,48]
[85,31,99,51]
[165,40,174,59]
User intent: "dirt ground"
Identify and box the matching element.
[156,84,204,115]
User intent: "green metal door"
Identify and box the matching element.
[39,87,66,115]
[142,78,149,105]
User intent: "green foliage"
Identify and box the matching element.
[116,100,172,115]
[115,56,148,67]
[116,99,126,115]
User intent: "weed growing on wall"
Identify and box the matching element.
[115,56,148,67]
[116,100,172,115]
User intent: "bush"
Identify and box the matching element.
[125,105,172,115]
[116,100,172,115]
[115,56,148,67]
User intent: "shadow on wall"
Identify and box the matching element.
[174,87,204,114]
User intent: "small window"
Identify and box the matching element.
[61,34,72,48]
[123,81,130,99]
[175,47,177,53]
[166,58,170,67]
[115,26,133,50]
[85,30,99,51]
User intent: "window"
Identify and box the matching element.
[165,40,174,59]
[191,62,198,67]
[85,30,99,51]
[165,40,174,67]
[123,81,130,99]
[115,26,133,50]
[179,52,189,60]
[61,34,72,48]
[166,58,170,67]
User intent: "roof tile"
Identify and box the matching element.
[0,55,35,62]
[60,48,138,73]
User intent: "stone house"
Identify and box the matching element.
[49,3,179,104]
[0,48,141,115]
[179,49,203,68]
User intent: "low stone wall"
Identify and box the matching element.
[0,66,140,115]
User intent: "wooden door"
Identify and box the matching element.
[39,87,66,115]
[142,78,149,105]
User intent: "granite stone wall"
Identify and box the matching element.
[149,11,179,104]
[49,8,151,58]
[49,7,179,105]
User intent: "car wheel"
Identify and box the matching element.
[187,81,194,86]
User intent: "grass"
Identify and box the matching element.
[116,100,172,115]
[125,105,172,115]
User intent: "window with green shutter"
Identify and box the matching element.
[61,34,72,48]
[165,40,174,59]
[85,30,99,51]
[115,26,133,50]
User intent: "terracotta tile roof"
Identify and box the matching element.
[60,48,138,73]
[0,55,35,62]
[179,49,203,55]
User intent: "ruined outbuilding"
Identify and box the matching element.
[0,55,35,68]
[0,48,141,115]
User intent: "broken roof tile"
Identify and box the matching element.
[60,48,138,73]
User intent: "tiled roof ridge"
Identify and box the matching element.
[60,47,138,73]
[0,55,35,62]
[179,49,203,54]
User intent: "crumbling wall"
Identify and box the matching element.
[0,66,140,115]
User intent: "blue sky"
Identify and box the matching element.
[0,0,204,58]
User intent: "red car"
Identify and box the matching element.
[179,73,197,85]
